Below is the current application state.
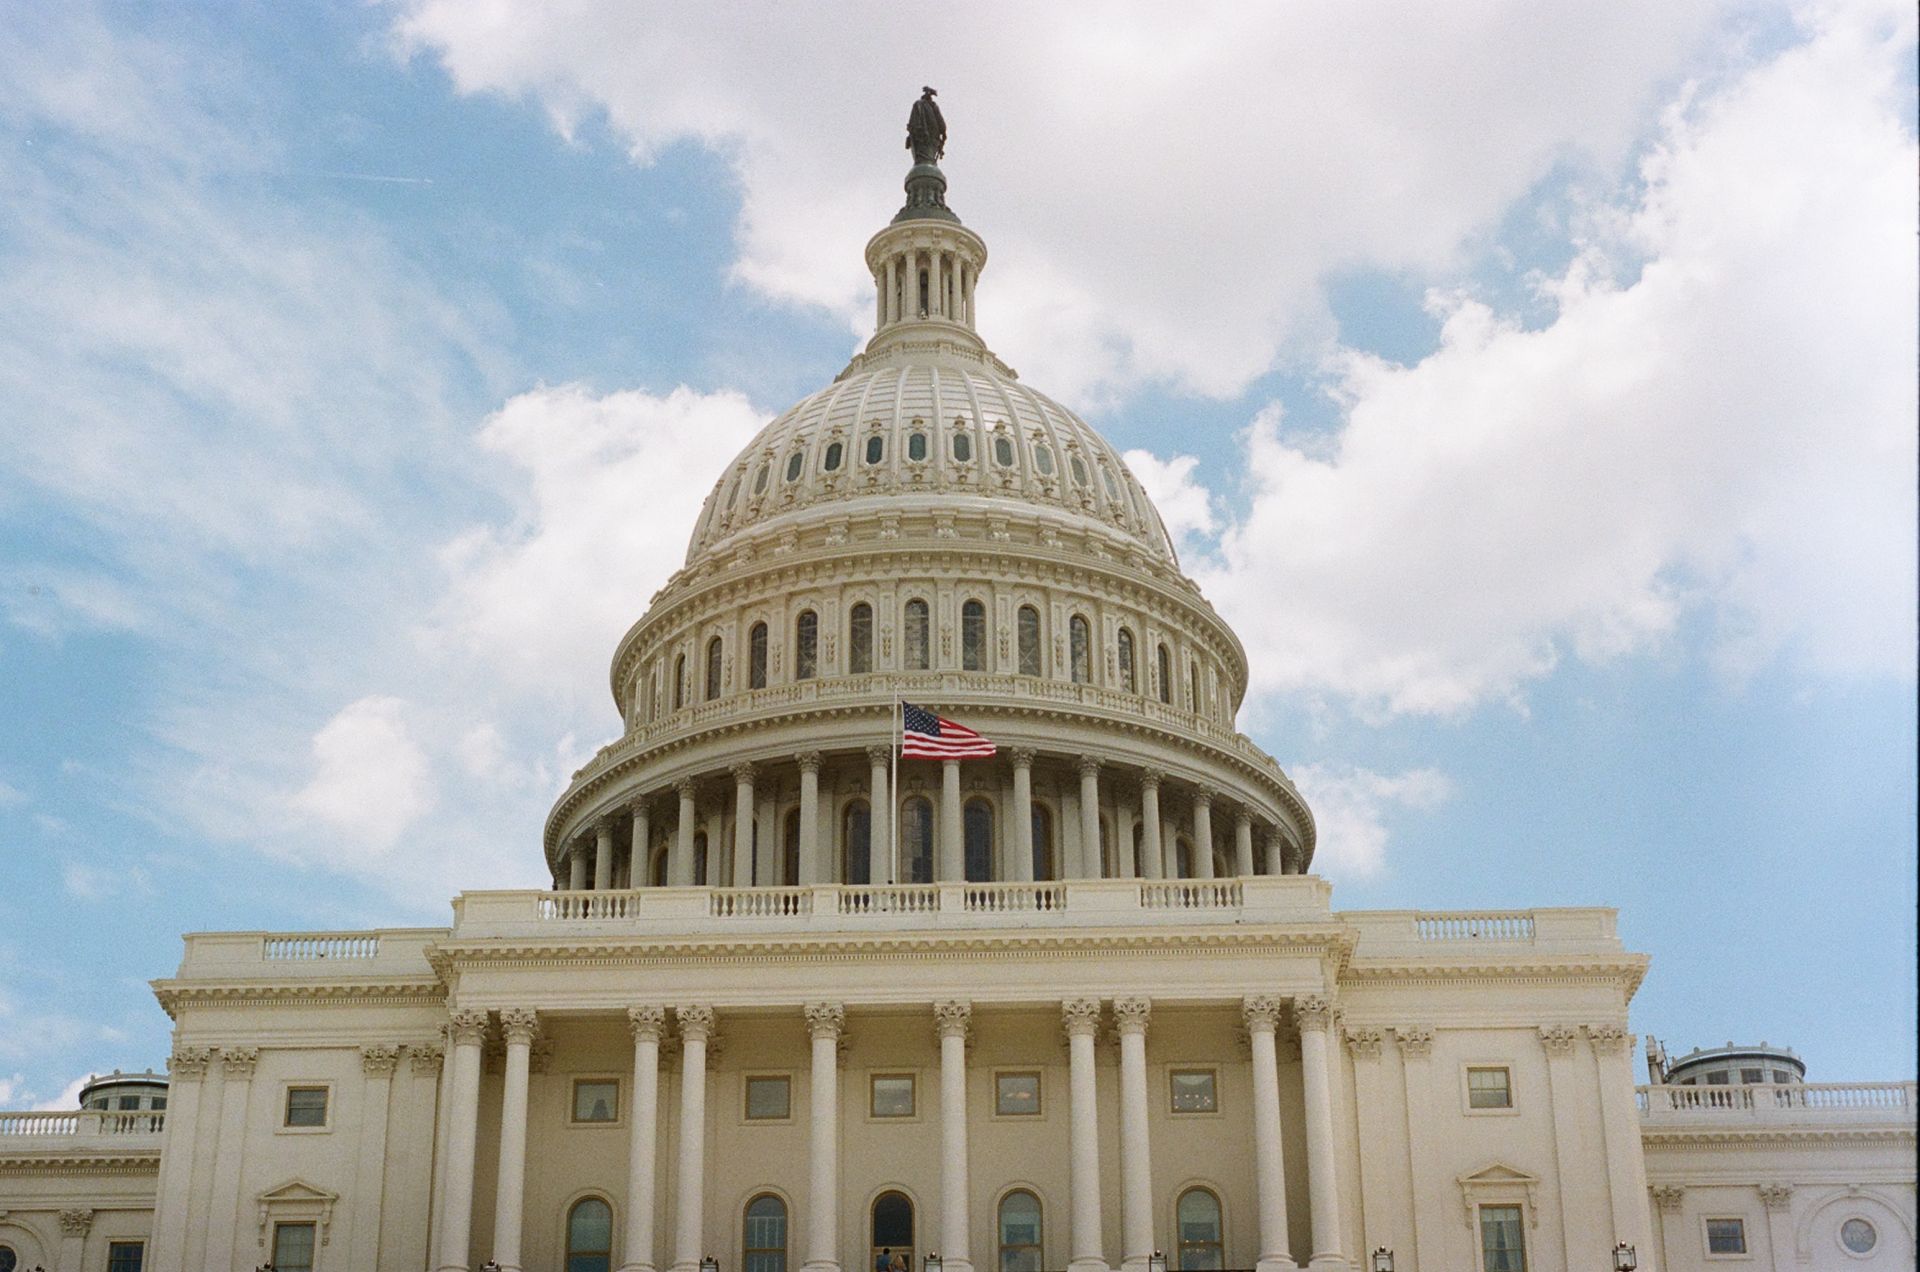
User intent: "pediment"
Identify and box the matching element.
[255,1178,338,1247]
[257,1178,339,1205]
[1458,1162,1539,1187]
[1456,1161,1540,1227]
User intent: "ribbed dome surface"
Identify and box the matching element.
[685,358,1177,567]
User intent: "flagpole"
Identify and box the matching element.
[889,689,900,886]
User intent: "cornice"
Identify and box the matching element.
[0,1150,161,1173]
[1340,954,1650,997]
[1640,1126,1917,1146]
[151,977,447,1019]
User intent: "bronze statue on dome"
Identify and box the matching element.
[906,86,946,165]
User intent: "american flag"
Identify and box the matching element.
[901,702,998,760]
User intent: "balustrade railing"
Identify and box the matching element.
[1638,1082,1916,1117]
[838,885,938,915]
[1414,912,1536,942]
[0,1111,76,1135]
[262,933,381,960]
[0,1110,165,1137]
[963,881,1066,912]
[1139,880,1243,909]
[711,887,813,918]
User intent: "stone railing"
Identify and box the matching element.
[262,933,381,960]
[0,1110,166,1139]
[1344,908,1618,956]
[1638,1082,1917,1122]
[173,928,445,980]
[1414,912,1537,942]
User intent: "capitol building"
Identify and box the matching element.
[0,108,1911,1272]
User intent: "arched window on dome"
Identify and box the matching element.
[1017,605,1042,677]
[753,463,770,496]
[692,832,709,887]
[1070,455,1088,487]
[743,1194,788,1272]
[795,610,818,680]
[1117,627,1137,693]
[865,435,885,466]
[705,636,723,701]
[904,599,930,671]
[998,1189,1043,1272]
[1069,615,1091,684]
[1175,836,1194,880]
[782,809,801,886]
[1033,443,1055,477]
[1101,467,1120,500]
[1188,660,1200,712]
[993,432,1015,467]
[1031,804,1056,881]
[848,602,873,674]
[964,798,994,882]
[952,430,972,462]
[843,800,871,885]
[786,451,805,483]
[674,654,687,710]
[961,599,987,671]
[824,441,844,472]
[567,1196,614,1272]
[1175,1188,1223,1271]
[1156,643,1172,705]
[907,430,928,462]
[901,796,934,884]
[749,622,768,689]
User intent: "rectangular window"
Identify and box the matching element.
[870,1073,915,1118]
[1706,1071,1730,1084]
[995,1071,1042,1116]
[273,1222,317,1272]
[1169,1068,1217,1113]
[107,1243,145,1272]
[746,1075,792,1121]
[572,1079,619,1123]
[1467,1066,1513,1109]
[116,1094,142,1110]
[1740,1068,1764,1083]
[1772,1070,1793,1084]
[1478,1205,1527,1272]
[283,1086,328,1128]
[1706,1219,1748,1254]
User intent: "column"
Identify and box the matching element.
[490,1008,538,1271]
[436,1008,489,1272]
[419,1040,452,1272]
[1113,998,1155,1272]
[1235,811,1256,878]
[804,1003,846,1272]
[199,1045,257,1266]
[1263,830,1284,878]
[1243,998,1298,1272]
[732,764,756,890]
[56,1209,91,1272]
[940,759,963,881]
[935,1001,975,1272]
[622,1007,668,1272]
[671,1005,716,1272]
[1537,1026,1584,1272]
[632,802,652,887]
[930,249,943,318]
[798,752,823,885]
[149,1048,210,1269]
[1294,997,1346,1271]
[1011,748,1036,882]
[1394,1028,1440,1272]
[1192,788,1216,879]
[867,746,893,884]
[568,844,588,891]
[595,822,616,891]
[884,256,897,325]
[705,807,725,887]
[349,1046,401,1271]
[1062,998,1107,1272]
[1590,1025,1657,1265]
[1139,773,1164,880]
[673,779,697,887]
[1078,758,1102,878]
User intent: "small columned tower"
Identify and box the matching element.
[864,88,988,352]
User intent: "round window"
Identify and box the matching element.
[1841,1219,1877,1254]
[0,1246,17,1272]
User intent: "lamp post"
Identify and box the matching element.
[701,1257,720,1272]
[1370,1249,1395,1272]
[1611,1243,1638,1271]
[926,1251,943,1272]
[1148,1251,1167,1272]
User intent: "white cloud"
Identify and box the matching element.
[290,696,437,851]
[0,779,26,809]
[1288,762,1454,877]
[1121,449,1216,561]
[1192,6,1916,714]
[390,1,1722,401]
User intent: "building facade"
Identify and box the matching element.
[0,127,1911,1272]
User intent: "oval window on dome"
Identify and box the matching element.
[785,452,804,483]
[824,441,843,471]
[953,432,972,462]
[727,475,743,507]
[1101,468,1120,500]
[754,464,770,495]
[1070,456,1088,485]
[866,435,885,465]
[908,431,928,462]
[994,435,1015,467]
[1034,444,1055,476]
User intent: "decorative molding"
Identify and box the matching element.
[407,1043,445,1076]
[1294,995,1334,1033]
[220,1046,260,1078]
[804,1001,846,1040]
[499,1007,540,1046]
[168,1046,214,1079]
[360,1045,401,1076]
[1757,1183,1793,1211]
[1458,1162,1540,1229]
[1061,997,1103,1038]
[1345,1027,1385,1059]
[1538,1025,1579,1057]
[1651,1184,1686,1212]
[1585,1024,1633,1054]
[58,1207,94,1236]
[933,999,972,1042]
[255,1178,338,1248]
[1241,994,1283,1034]
[676,1003,717,1042]
[1394,1026,1435,1057]
[1112,996,1151,1036]
[796,751,824,775]
[627,1005,668,1042]
[448,1008,489,1046]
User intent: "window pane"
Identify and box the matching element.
[825,441,843,471]
[750,623,769,688]
[1070,456,1088,486]
[1175,1189,1222,1271]
[746,1195,789,1272]
[273,1223,317,1272]
[1069,616,1090,683]
[1017,606,1041,676]
[844,802,872,886]
[964,800,994,883]
[908,432,928,461]
[1157,644,1171,703]
[786,452,804,482]
[1479,1206,1526,1272]
[1468,1067,1512,1109]
[796,611,818,679]
[747,1076,792,1120]
[961,600,986,671]
[1170,1070,1217,1113]
[953,432,972,462]
[999,1190,1042,1272]
[850,603,873,674]
[905,599,930,670]
[107,1244,144,1272]
[902,798,934,884]
[570,1197,615,1272]
[1705,1220,1747,1254]
[706,638,723,699]
[1118,629,1135,691]
[866,436,884,465]
[994,435,1014,467]
[574,1080,619,1122]
[1740,1068,1763,1083]
[871,1075,915,1117]
[284,1087,327,1127]
[996,1072,1041,1116]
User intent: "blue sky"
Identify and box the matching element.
[0,1,1913,1106]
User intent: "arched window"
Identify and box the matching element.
[785,451,804,483]
[1033,444,1055,476]
[904,599,930,671]
[1017,605,1042,676]
[1175,1188,1223,1270]
[1156,643,1172,704]
[865,435,885,465]
[693,832,709,887]
[849,603,873,674]
[998,1190,1043,1272]
[961,599,987,670]
[1176,837,1194,880]
[0,1246,16,1272]
[783,809,801,886]
[871,1191,915,1272]
[993,434,1015,467]
[567,1196,615,1272]
[908,431,928,461]
[1032,804,1055,881]
[843,801,872,886]
[1117,627,1136,692]
[901,796,934,884]
[753,463,769,495]
[953,431,972,462]
[964,798,995,882]
[824,441,844,471]
[744,1194,788,1272]
[749,622,769,689]
[650,844,669,888]
[1188,660,1199,710]
[674,654,687,709]
[795,610,818,680]
[1069,615,1091,683]
[705,636,723,700]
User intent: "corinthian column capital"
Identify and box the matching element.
[627,1005,668,1042]
[1293,995,1334,1033]
[804,1002,846,1040]
[448,1008,490,1046]
[676,1004,717,1042]
[1060,997,1103,1038]
[933,999,973,1042]
[1112,996,1152,1036]
[499,1007,539,1046]
[1241,994,1283,1034]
